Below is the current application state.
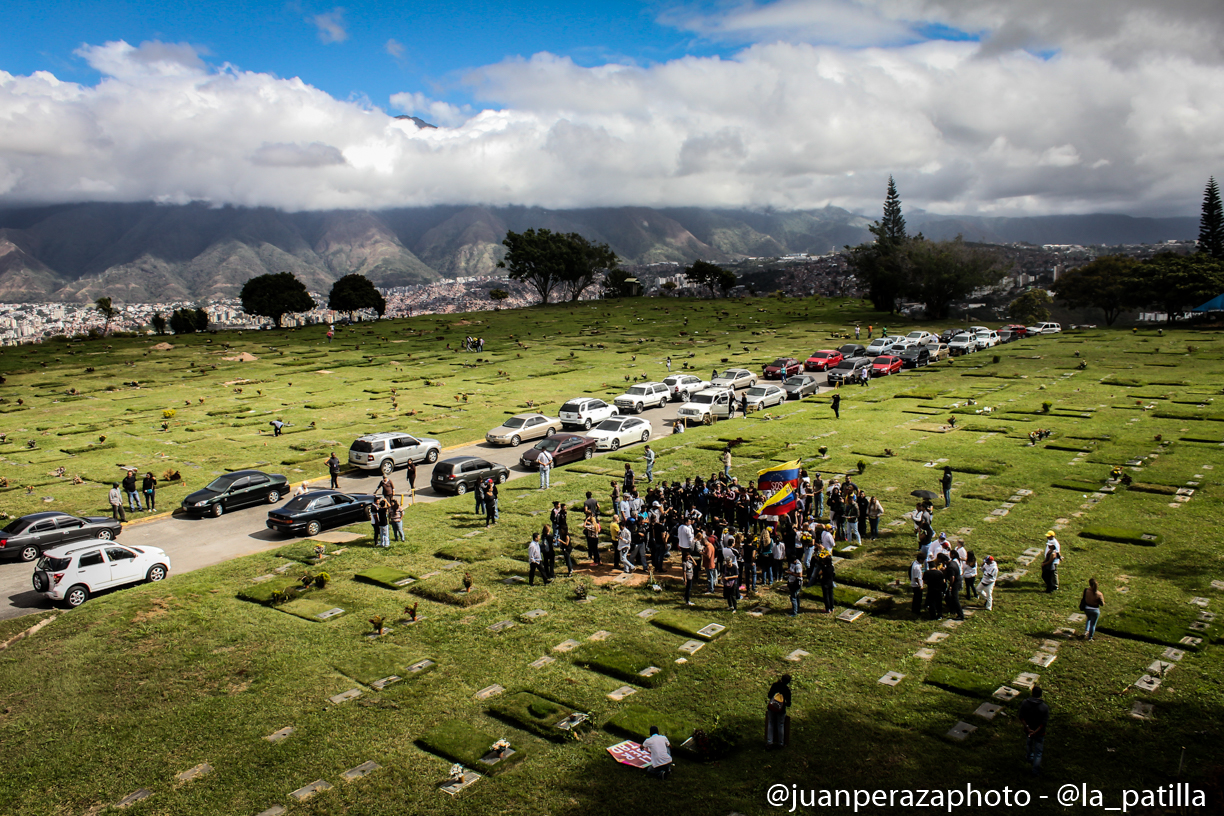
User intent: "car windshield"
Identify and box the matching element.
[770,359,789,367]
[953,334,972,341]
[811,352,831,358]
[205,475,240,492]
[595,419,625,432]
[39,555,72,571]
[534,438,561,452]
[833,361,855,370]
[907,331,924,339]
[626,386,648,395]
[689,394,715,404]
[718,370,738,379]
[873,357,891,364]
[281,495,318,512]
[784,376,807,385]
[1,518,31,534]
[501,417,526,429]
[746,387,769,396]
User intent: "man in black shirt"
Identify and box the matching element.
[326,452,341,489]
[766,674,792,748]
[922,560,945,619]
[943,554,965,621]
[1018,687,1050,775]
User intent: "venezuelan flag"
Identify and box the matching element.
[757,484,798,517]
[757,459,800,491]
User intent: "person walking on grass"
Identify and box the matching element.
[474,474,486,516]
[1080,578,1105,641]
[379,474,395,503]
[978,555,998,610]
[1018,687,1050,775]
[527,532,549,586]
[583,511,601,566]
[644,445,656,483]
[723,558,740,612]
[816,546,835,613]
[786,556,804,616]
[942,553,965,621]
[540,523,556,581]
[1041,537,1060,593]
[405,458,417,500]
[765,674,792,749]
[940,466,953,508]
[682,550,695,606]
[963,551,978,600]
[483,479,498,527]
[923,557,945,619]
[722,447,732,479]
[108,483,126,523]
[619,524,634,574]
[704,534,718,593]
[867,494,883,540]
[831,392,841,419]
[327,452,341,489]
[558,528,575,577]
[373,498,390,548]
[623,463,635,494]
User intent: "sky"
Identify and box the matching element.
[1,0,1222,216]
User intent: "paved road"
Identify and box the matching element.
[1,392,794,621]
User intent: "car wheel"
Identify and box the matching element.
[380,459,394,476]
[211,503,223,518]
[266,489,280,504]
[583,447,594,460]
[456,483,468,496]
[583,418,592,430]
[19,544,39,563]
[545,427,556,437]
[64,585,89,608]
[641,430,650,443]
[510,435,521,447]
[306,520,322,536]
[32,572,48,593]
[425,448,439,464]
[496,472,507,484]
[610,439,621,451]
[97,529,114,541]
[635,402,644,414]
[146,564,167,582]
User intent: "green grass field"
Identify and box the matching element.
[1,299,1223,815]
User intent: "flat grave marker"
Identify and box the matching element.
[879,671,905,686]
[1029,653,1056,667]
[1039,639,1061,653]
[697,623,726,639]
[1012,673,1040,690]
[529,656,556,669]
[925,632,949,644]
[748,606,770,617]
[638,666,662,678]
[913,648,937,660]
[554,639,581,653]
[1133,675,1162,692]
[993,686,1021,702]
[1189,597,1210,607]
[1067,613,1087,623]
[637,608,659,619]
[678,640,705,655]
[588,630,612,641]
[1180,636,1203,647]
[784,649,811,662]
[973,703,1002,721]
[607,685,638,702]
[316,608,345,621]
[1147,660,1175,676]
[1188,621,1209,631]
[341,761,380,782]
[115,789,153,809]
[329,688,362,705]
[942,619,963,630]
[946,721,977,741]
[175,763,213,784]
[487,620,516,633]
[1211,580,1224,591]
[502,576,527,585]
[1131,701,1155,721]
[440,771,481,796]
[837,609,864,623]
[265,727,295,743]
[407,659,436,673]
[289,780,332,802]
[1162,648,1185,661]
[522,609,548,620]
[474,684,505,700]
[1053,628,1076,637]
[255,807,286,816]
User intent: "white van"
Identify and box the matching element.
[1027,322,1062,335]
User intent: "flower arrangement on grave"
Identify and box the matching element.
[491,739,511,758]
[313,572,330,589]
[573,583,588,601]
[818,445,828,458]
[463,572,473,593]
[299,573,315,590]
[313,543,326,561]
[406,602,418,622]
[369,615,385,635]
[447,764,466,784]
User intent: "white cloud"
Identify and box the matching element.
[385,38,405,59]
[310,8,348,44]
[0,18,1222,216]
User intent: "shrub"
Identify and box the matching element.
[856,459,867,474]
[1041,401,1052,413]
[313,571,331,589]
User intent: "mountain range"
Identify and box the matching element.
[0,201,1198,303]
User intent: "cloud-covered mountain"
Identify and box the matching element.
[0,202,1197,303]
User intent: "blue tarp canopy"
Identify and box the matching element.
[1192,293,1224,312]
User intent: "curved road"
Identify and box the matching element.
[1,390,824,621]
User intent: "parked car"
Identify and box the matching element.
[927,343,951,362]
[711,368,758,389]
[948,333,977,355]
[974,329,1000,349]
[997,329,1015,344]
[676,388,735,425]
[182,470,289,517]
[865,337,897,356]
[899,345,931,368]
[871,355,905,376]
[613,382,671,414]
[348,432,441,475]
[804,350,844,371]
[0,512,122,563]
[743,384,786,410]
[1027,322,1062,335]
[662,374,710,401]
[486,413,562,447]
[826,358,872,385]
[905,330,935,345]
[888,337,916,352]
[559,397,619,430]
[780,373,821,399]
[520,432,597,469]
[838,344,868,360]
[1004,323,1029,338]
[266,489,379,536]
[32,541,170,608]
[762,357,802,379]
[587,416,652,451]
[430,457,510,495]
[938,329,959,343]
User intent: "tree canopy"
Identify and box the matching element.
[906,237,1006,320]
[880,175,907,243]
[1200,176,1223,260]
[683,259,737,297]
[1052,255,1139,326]
[150,313,167,335]
[169,307,208,334]
[94,296,117,335]
[1007,289,1052,325]
[497,228,619,305]
[601,268,638,298]
[240,272,315,327]
[327,274,386,317]
[1136,252,1224,319]
[845,175,919,312]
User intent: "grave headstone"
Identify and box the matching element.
[440,771,481,796]
[637,608,659,619]
[420,571,441,579]
[837,608,864,623]
[1053,627,1075,637]
[1012,673,1040,690]
[487,620,516,633]
[1161,648,1185,661]
[529,656,556,669]
[289,780,332,802]
[942,619,963,630]
[697,623,726,639]
[1211,580,1224,591]
[946,721,977,741]
[329,688,362,704]
[115,789,153,808]
[993,686,1020,702]
[973,703,1002,721]
[748,606,770,617]
[607,685,638,702]
[879,671,905,686]
[255,806,287,816]
[407,659,436,673]
[1188,621,1209,631]
[365,626,393,639]
[1189,597,1210,607]
[1039,639,1061,653]
[638,666,662,678]
[341,761,380,782]
[914,648,937,660]
[554,639,581,653]
[925,632,949,644]
[1131,701,1155,721]
[371,676,401,691]
[678,640,705,654]
[253,574,276,583]
[522,609,548,620]
[1147,660,1175,676]
[1133,675,1161,692]
[316,608,345,621]
[1029,653,1056,668]
[475,684,505,700]
[1180,636,1203,647]
[589,630,612,641]
[1067,613,1086,623]
[265,727,295,743]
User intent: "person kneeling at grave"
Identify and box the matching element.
[643,726,673,780]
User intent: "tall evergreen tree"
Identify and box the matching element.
[880,175,907,243]
[1200,176,1224,260]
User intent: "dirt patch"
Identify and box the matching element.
[315,370,333,375]
[150,342,175,351]
[222,352,259,362]
[131,596,171,624]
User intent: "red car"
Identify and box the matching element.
[871,355,904,376]
[763,357,802,379]
[1004,324,1029,338]
[804,350,844,371]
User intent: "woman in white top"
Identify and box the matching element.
[977,555,998,610]
[963,550,978,600]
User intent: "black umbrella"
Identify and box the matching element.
[911,489,938,500]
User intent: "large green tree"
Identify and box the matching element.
[150,313,167,335]
[601,267,638,298]
[1007,289,1052,325]
[240,272,315,327]
[1052,255,1141,326]
[328,273,386,318]
[169,307,208,334]
[497,228,618,305]
[880,175,907,242]
[1200,176,1224,260]
[845,175,917,312]
[906,237,1006,320]
[1137,252,1224,320]
[683,259,737,297]
[93,296,117,336]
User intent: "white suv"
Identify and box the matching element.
[559,397,618,430]
[676,388,735,425]
[32,541,171,608]
[948,333,976,355]
[349,432,441,475]
[614,382,670,414]
[974,329,999,349]
[1026,322,1062,335]
[662,374,710,401]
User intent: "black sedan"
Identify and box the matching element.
[899,345,931,368]
[0,512,122,562]
[838,343,868,360]
[780,374,822,399]
[520,433,597,469]
[826,358,873,385]
[182,470,289,517]
[266,490,378,537]
[431,456,510,495]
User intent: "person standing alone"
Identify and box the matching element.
[1018,687,1050,775]
[831,392,841,419]
[537,447,553,490]
[644,445,656,483]
[766,674,792,748]
[940,466,953,508]
[327,452,341,489]
[1080,578,1104,640]
[108,483,126,523]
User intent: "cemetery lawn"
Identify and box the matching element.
[1,302,1224,814]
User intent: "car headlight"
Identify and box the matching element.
[194,500,208,507]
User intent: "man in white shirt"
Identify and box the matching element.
[677,520,694,557]
[642,726,673,779]
[644,445,656,483]
[819,524,835,554]
[536,448,553,490]
[978,555,998,610]
[909,551,925,615]
[527,533,549,586]
[618,526,634,573]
